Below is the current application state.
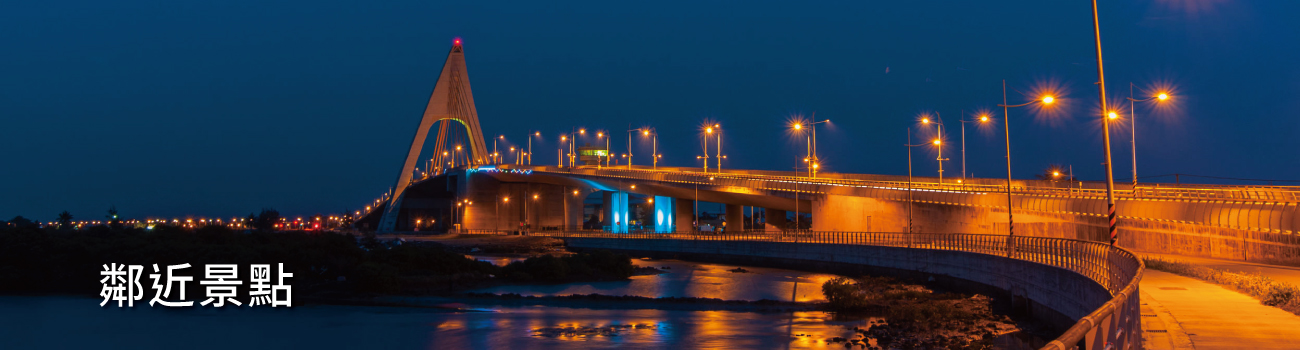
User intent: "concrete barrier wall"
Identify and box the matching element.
[812,191,1300,263]
[481,168,1300,263]
[564,237,1112,331]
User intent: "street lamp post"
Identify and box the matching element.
[997,81,1056,256]
[714,124,723,172]
[957,112,990,181]
[920,114,947,183]
[493,135,506,165]
[527,193,538,233]
[792,118,830,178]
[528,131,541,165]
[562,128,585,169]
[1090,0,1119,246]
[640,128,657,170]
[903,129,920,236]
[559,134,568,167]
[1126,83,1172,187]
[626,127,638,170]
[700,126,714,172]
[597,131,606,169]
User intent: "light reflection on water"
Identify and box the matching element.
[0,296,867,349]
[466,257,840,302]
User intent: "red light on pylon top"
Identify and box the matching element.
[454,38,461,45]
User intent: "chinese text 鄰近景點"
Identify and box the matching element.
[99,263,292,308]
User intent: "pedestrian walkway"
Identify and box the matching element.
[1140,270,1300,349]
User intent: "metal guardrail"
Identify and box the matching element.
[522,165,1300,202]
[513,230,1142,350]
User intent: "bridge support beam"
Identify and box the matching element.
[725,204,744,232]
[602,191,629,233]
[764,208,787,232]
[675,198,694,232]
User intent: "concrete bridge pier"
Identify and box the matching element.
[602,191,629,233]
[725,204,744,232]
[764,208,787,232]
[562,187,585,231]
[653,196,675,232]
[675,198,694,231]
[523,184,575,231]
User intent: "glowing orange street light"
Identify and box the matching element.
[955,112,990,181]
[932,139,941,145]
[1126,83,1175,186]
[996,82,1064,245]
[1108,111,1119,120]
[791,117,829,177]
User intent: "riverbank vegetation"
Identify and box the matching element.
[821,276,1030,349]
[1145,257,1300,315]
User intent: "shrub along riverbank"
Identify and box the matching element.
[821,276,1038,349]
[0,225,634,298]
[1145,257,1300,315]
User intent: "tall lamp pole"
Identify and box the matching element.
[904,128,932,235]
[493,135,504,164]
[559,134,568,167]
[700,126,715,172]
[1126,83,1172,187]
[528,131,541,165]
[596,131,606,169]
[920,114,947,183]
[997,81,1056,256]
[792,118,830,178]
[637,128,657,170]
[957,112,990,181]
[1090,0,1119,245]
[712,124,724,172]
[626,127,639,170]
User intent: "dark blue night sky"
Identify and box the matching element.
[3,0,1298,220]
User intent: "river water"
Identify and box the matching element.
[467,256,841,302]
[1,258,872,349]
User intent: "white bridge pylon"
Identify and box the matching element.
[378,39,489,232]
